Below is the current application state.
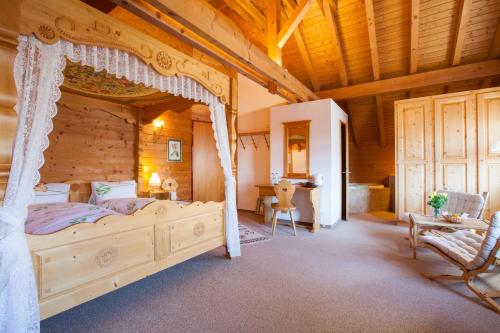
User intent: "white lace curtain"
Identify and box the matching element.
[0,35,240,333]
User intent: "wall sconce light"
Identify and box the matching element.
[148,172,161,191]
[153,118,165,129]
[152,118,165,143]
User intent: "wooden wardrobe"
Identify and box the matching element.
[395,87,500,220]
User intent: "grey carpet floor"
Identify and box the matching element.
[41,212,500,333]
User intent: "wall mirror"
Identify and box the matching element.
[283,120,310,178]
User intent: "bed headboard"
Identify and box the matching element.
[65,180,92,203]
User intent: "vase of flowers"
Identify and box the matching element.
[427,191,448,220]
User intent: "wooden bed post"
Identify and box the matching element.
[229,76,238,203]
[136,109,145,195]
[0,0,20,202]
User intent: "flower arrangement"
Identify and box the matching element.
[427,191,448,218]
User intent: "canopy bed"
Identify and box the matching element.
[0,0,240,331]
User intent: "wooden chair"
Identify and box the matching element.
[271,180,297,236]
[420,211,500,313]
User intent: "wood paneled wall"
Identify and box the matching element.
[139,109,193,200]
[0,0,20,201]
[347,93,400,184]
[40,92,138,183]
[349,141,395,185]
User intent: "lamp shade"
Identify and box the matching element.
[148,172,161,188]
[153,118,164,129]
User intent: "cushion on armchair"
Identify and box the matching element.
[420,230,483,267]
[420,212,500,270]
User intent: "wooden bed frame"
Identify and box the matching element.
[10,0,237,320]
[27,181,226,319]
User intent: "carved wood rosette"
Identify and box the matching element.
[20,0,230,104]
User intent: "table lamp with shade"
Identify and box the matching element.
[148,172,161,191]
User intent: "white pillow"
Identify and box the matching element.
[91,180,137,204]
[32,183,70,204]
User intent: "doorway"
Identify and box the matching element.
[340,121,348,220]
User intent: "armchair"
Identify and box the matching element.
[420,212,500,313]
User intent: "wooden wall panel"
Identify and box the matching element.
[40,92,138,183]
[478,89,500,218]
[0,0,20,201]
[395,98,434,218]
[139,109,193,200]
[434,93,476,193]
[395,87,500,220]
[348,141,395,184]
[347,92,400,184]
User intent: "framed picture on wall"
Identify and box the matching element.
[167,138,182,162]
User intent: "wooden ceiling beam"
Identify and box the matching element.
[277,0,313,48]
[283,0,320,91]
[317,60,500,100]
[345,101,359,148]
[320,0,336,13]
[489,18,500,59]
[364,0,379,80]
[114,0,317,101]
[451,0,472,66]
[364,0,385,147]
[323,0,348,86]
[410,0,420,73]
[480,77,492,89]
[141,97,196,123]
[481,17,500,87]
[229,0,266,30]
[268,0,282,65]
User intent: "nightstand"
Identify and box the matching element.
[145,190,171,200]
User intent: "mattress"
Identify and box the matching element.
[25,202,118,235]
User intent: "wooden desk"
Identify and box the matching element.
[255,184,321,233]
[409,213,490,259]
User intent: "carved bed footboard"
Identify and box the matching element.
[27,200,226,319]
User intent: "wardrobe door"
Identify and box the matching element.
[434,93,476,193]
[477,89,500,219]
[395,98,434,219]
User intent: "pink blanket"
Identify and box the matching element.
[96,198,155,215]
[25,202,118,235]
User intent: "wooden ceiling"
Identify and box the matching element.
[203,0,500,153]
[206,0,500,88]
[82,0,500,151]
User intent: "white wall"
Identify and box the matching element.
[270,99,348,226]
[237,74,286,210]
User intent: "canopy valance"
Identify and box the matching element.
[21,0,231,104]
